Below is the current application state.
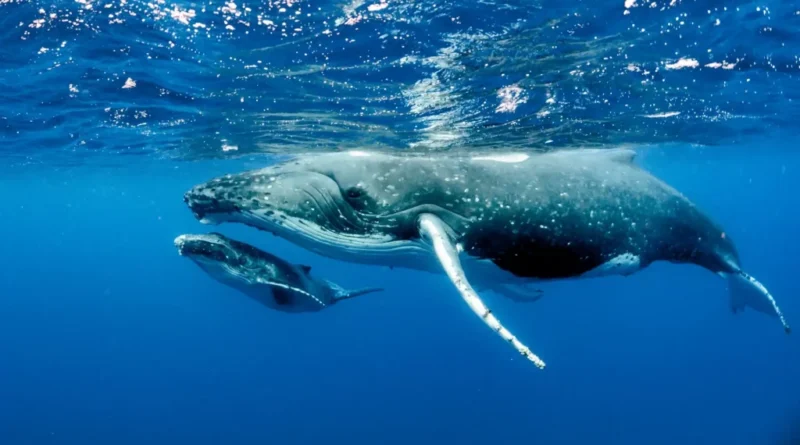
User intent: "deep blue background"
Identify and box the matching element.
[1,143,797,444]
[2,0,800,441]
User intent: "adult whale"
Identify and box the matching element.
[184,149,790,368]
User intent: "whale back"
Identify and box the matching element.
[435,150,737,279]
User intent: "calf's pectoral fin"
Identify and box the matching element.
[260,279,328,308]
[271,286,293,306]
[417,213,546,369]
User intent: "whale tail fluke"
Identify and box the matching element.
[341,287,384,300]
[726,271,791,334]
[328,282,383,301]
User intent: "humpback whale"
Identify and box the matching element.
[175,232,382,313]
[183,149,790,368]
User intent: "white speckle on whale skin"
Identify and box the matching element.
[581,253,641,278]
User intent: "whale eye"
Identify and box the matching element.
[345,187,364,199]
[342,184,375,211]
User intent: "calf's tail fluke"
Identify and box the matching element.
[342,287,384,299]
[726,271,791,334]
[328,282,384,301]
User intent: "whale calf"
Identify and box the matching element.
[184,149,790,368]
[175,232,382,313]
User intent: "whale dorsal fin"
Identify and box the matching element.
[551,148,636,164]
[300,265,312,273]
[602,148,636,164]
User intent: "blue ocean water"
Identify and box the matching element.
[1,0,799,443]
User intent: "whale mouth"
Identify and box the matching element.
[183,169,418,259]
[183,192,238,223]
[174,233,237,263]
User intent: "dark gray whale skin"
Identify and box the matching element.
[180,147,792,378]
[183,149,791,334]
[184,149,740,280]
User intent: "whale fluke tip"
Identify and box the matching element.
[727,271,790,333]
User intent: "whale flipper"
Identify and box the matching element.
[258,279,328,308]
[603,148,636,164]
[552,147,636,164]
[726,272,791,334]
[418,213,546,369]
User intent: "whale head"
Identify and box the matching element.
[174,232,262,286]
[183,152,454,266]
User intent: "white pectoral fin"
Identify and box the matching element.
[725,271,791,334]
[417,213,546,369]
